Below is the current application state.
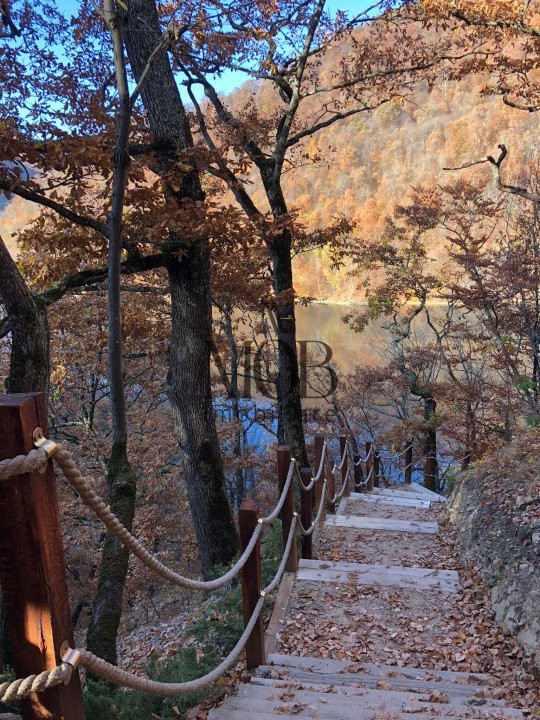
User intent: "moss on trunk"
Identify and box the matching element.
[86,441,136,664]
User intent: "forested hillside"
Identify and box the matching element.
[222,45,538,302]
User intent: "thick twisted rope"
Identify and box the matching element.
[65,519,298,695]
[76,596,263,694]
[261,515,297,595]
[298,481,327,537]
[0,448,48,480]
[0,664,73,704]
[261,458,295,524]
[336,442,349,471]
[296,464,315,492]
[312,442,327,483]
[54,445,262,591]
[355,444,373,465]
[326,465,351,505]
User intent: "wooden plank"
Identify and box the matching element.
[299,559,458,580]
[347,493,431,509]
[297,559,459,592]
[240,684,522,718]
[365,487,446,502]
[266,652,491,682]
[264,572,295,657]
[0,393,85,720]
[259,665,490,698]
[325,514,438,534]
[335,497,347,516]
[250,676,504,704]
[410,483,446,501]
[296,566,458,591]
[208,696,521,720]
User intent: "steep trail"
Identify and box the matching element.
[209,484,537,719]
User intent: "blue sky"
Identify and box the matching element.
[59,0,376,99]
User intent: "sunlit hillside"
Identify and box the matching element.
[226,73,537,302]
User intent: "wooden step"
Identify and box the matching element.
[407,484,446,501]
[208,691,522,719]
[325,514,438,534]
[297,559,459,592]
[365,487,446,503]
[260,654,493,698]
[251,677,508,706]
[257,664,489,700]
[347,493,431,509]
[267,653,491,684]
[240,682,523,718]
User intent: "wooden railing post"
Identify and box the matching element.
[300,468,313,560]
[239,500,265,669]
[339,435,349,498]
[365,441,374,492]
[405,441,413,484]
[277,445,298,572]
[373,448,380,488]
[0,393,85,720]
[353,453,364,492]
[325,450,335,513]
[313,435,324,511]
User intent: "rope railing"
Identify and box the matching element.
[0,447,47,480]
[0,402,469,709]
[312,441,327,483]
[51,445,261,592]
[0,518,299,703]
[298,480,327,536]
[296,462,316,492]
[260,457,295,524]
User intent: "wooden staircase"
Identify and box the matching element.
[208,483,524,720]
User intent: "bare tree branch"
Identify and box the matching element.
[445,144,540,204]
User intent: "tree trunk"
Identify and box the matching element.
[124,0,238,574]
[86,442,136,664]
[423,396,437,491]
[87,2,137,664]
[0,235,49,395]
[166,253,239,570]
[269,228,308,467]
[220,306,245,506]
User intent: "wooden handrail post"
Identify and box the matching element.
[405,441,413,484]
[277,445,298,572]
[239,500,265,669]
[365,441,374,492]
[325,451,335,513]
[0,393,85,720]
[313,435,324,515]
[300,468,313,560]
[339,435,350,498]
[373,448,380,488]
[353,453,364,492]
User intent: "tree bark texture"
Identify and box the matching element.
[124,0,238,574]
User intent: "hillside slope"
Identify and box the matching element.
[449,434,540,672]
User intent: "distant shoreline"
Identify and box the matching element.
[302,299,449,308]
